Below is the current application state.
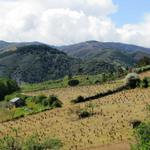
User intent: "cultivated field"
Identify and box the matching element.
[0,72,150,150]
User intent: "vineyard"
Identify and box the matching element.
[0,72,150,150]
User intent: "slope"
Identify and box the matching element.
[0,44,79,83]
[59,41,150,67]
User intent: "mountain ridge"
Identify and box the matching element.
[0,40,150,83]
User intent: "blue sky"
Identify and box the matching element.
[112,0,150,26]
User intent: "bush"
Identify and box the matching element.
[141,77,149,88]
[47,95,63,108]
[31,95,63,108]
[0,78,20,101]
[0,133,63,150]
[68,79,79,86]
[24,135,63,150]
[34,95,47,104]
[71,96,85,103]
[131,122,150,150]
[125,73,140,89]
[78,110,91,119]
[95,80,100,84]
[130,120,142,128]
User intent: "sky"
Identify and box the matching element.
[0,0,150,47]
[112,0,150,26]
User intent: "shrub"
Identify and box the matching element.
[125,73,140,89]
[130,120,142,128]
[71,96,85,103]
[131,122,150,150]
[43,138,63,150]
[31,95,62,108]
[95,80,100,84]
[0,78,20,101]
[25,136,63,150]
[78,110,91,119]
[68,79,79,86]
[141,77,149,88]
[0,135,22,150]
[42,98,49,106]
[34,95,47,104]
[0,133,63,150]
[47,95,63,108]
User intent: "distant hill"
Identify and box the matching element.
[0,44,79,83]
[0,40,150,83]
[59,41,150,67]
[0,41,43,54]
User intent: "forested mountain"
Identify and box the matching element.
[59,41,150,66]
[0,44,79,83]
[0,40,150,83]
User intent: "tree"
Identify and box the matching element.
[0,78,20,101]
[141,77,149,88]
[137,56,150,67]
[125,73,140,89]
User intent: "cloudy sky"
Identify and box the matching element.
[0,0,150,47]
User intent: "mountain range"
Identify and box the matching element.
[0,40,150,83]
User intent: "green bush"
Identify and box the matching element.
[24,135,62,150]
[94,80,101,84]
[0,78,20,101]
[78,110,91,119]
[141,77,149,88]
[0,135,22,150]
[0,133,63,150]
[71,96,85,103]
[31,95,62,108]
[47,95,63,108]
[68,79,79,86]
[131,122,150,150]
[34,95,47,104]
[125,73,141,89]
[130,120,142,128]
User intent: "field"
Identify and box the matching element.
[0,72,150,150]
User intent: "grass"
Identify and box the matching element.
[20,65,150,93]
[0,94,62,122]
[21,73,118,92]
[0,100,48,122]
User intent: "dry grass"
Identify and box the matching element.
[139,71,150,79]
[0,72,150,150]
[26,82,122,106]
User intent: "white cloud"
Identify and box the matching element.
[117,14,150,47]
[0,0,150,47]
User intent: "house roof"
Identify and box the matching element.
[10,97,21,103]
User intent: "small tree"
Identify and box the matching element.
[141,77,149,88]
[68,79,79,86]
[47,95,63,108]
[71,96,85,103]
[125,73,140,89]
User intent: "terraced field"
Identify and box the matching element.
[25,82,122,106]
[0,72,150,150]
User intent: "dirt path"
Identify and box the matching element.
[84,142,130,150]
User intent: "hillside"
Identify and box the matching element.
[1,41,150,83]
[0,71,150,150]
[59,41,150,67]
[0,41,43,54]
[0,44,79,83]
